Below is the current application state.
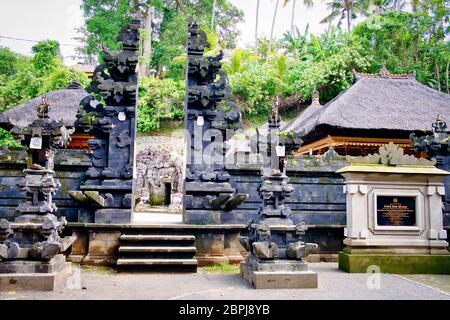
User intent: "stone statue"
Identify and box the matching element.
[410,115,450,218]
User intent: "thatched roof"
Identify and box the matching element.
[282,68,450,143]
[0,82,88,130]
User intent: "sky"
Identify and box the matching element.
[0,0,330,66]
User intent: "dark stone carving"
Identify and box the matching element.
[69,19,141,224]
[0,97,75,262]
[410,115,450,223]
[183,19,248,224]
[240,100,318,282]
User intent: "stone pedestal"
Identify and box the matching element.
[337,143,450,274]
[0,254,73,291]
[240,255,317,289]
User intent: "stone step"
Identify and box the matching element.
[119,246,196,253]
[116,258,198,266]
[120,235,195,241]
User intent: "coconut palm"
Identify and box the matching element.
[267,0,281,63]
[283,0,314,35]
[320,0,370,32]
[255,0,261,50]
[370,0,406,13]
[211,0,217,28]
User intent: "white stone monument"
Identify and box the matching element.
[338,142,450,274]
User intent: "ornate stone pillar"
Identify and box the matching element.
[69,20,141,224]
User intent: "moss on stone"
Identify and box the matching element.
[339,251,450,274]
[204,263,240,274]
[150,194,164,206]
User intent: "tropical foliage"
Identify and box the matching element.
[0,0,448,141]
[0,41,89,146]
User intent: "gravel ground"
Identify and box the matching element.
[1,263,449,300]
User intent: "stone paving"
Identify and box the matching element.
[0,263,449,300]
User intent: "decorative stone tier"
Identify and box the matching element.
[65,223,247,267]
[0,254,73,291]
[240,256,318,289]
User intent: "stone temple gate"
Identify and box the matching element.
[0,18,449,285]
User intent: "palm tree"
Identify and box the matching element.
[211,0,217,28]
[267,0,281,63]
[283,0,314,35]
[320,0,370,32]
[371,0,406,13]
[255,0,261,50]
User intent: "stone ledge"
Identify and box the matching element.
[67,222,248,230]
[0,262,72,291]
[338,251,450,274]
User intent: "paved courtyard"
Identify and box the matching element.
[1,263,449,300]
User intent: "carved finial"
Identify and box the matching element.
[270,97,281,125]
[311,89,320,105]
[37,95,50,119]
[432,114,447,134]
[379,65,389,77]
[408,70,416,79]
[323,146,339,160]
[66,79,83,90]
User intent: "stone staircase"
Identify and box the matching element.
[117,229,198,272]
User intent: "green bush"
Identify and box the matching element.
[0,41,89,147]
[282,35,371,101]
[229,63,278,116]
[137,76,185,132]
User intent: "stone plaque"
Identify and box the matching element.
[376,196,416,226]
[29,137,42,149]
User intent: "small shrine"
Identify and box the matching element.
[0,96,75,291]
[0,81,92,150]
[240,100,318,289]
[284,67,450,156]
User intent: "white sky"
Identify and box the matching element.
[0,0,330,66]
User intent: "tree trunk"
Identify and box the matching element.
[140,6,153,77]
[255,0,260,51]
[290,0,296,34]
[267,0,280,63]
[446,60,449,94]
[347,8,351,33]
[211,0,217,28]
[436,61,441,92]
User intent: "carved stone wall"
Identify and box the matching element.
[134,135,184,211]
[0,148,91,222]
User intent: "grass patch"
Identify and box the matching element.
[203,263,240,274]
[81,265,117,275]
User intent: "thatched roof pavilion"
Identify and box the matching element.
[283,67,450,156]
[0,81,88,131]
[0,81,91,149]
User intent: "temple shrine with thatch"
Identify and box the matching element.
[283,66,450,156]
